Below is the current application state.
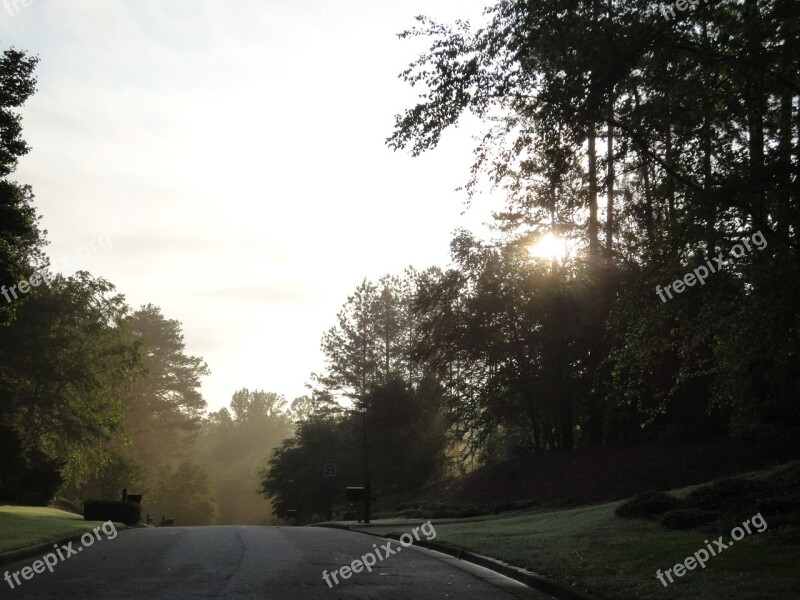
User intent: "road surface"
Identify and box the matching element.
[4,526,554,599]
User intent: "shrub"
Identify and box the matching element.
[83,500,141,525]
[685,477,759,509]
[757,495,800,516]
[615,491,683,519]
[660,508,717,530]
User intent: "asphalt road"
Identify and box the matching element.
[4,526,554,599]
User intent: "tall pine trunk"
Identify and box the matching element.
[606,103,615,258]
[588,128,600,259]
[702,20,716,250]
[745,0,766,216]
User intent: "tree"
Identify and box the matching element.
[121,304,210,472]
[319,273,420,399]
[359,377,449,492]
[258,378,450,520]
[146,460,219,526]
[388,0,800,454]
[0,272,141,488]
[67,304,211,505]
[259,414,347,522]
[414,236,593,456]
[0,423,64,505]
[197,389,293,524]
[0,48,45,326]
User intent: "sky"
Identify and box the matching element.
[0,0,496,411]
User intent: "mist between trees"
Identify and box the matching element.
[2,0,799,525]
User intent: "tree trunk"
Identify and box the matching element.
[532,415,542,454]
[778,2,796,240]
[560,367,574,450]
[606,104,615,259]
[702,18,716,250]
[745,0,766,215]
[588,128,599,259]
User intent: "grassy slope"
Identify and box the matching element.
[433,502,798,600]
[0,506,105,553]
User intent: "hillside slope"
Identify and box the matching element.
[398,437,799,509]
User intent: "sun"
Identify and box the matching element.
[527,233,567,262]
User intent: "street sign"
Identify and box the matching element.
[323,460,337,477]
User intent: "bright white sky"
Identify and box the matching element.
[1,0,496,411]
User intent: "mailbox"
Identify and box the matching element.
[346,486,365,502]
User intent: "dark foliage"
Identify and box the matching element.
[83,499,141,525]
[616,462,800,535]
[387,0,800,461]
[685,477,762,510]
[757,496,800,517]
[260,378,449,521]
[0,424,64,505]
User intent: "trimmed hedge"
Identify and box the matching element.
[615,490,683,519]
[83,500,140,525]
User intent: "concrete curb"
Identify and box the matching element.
[0,524,129,568]
[314,523,601,600]
[0,532,88,568]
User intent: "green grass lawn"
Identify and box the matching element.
[0,505,108,553]
[431,501,800,600]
